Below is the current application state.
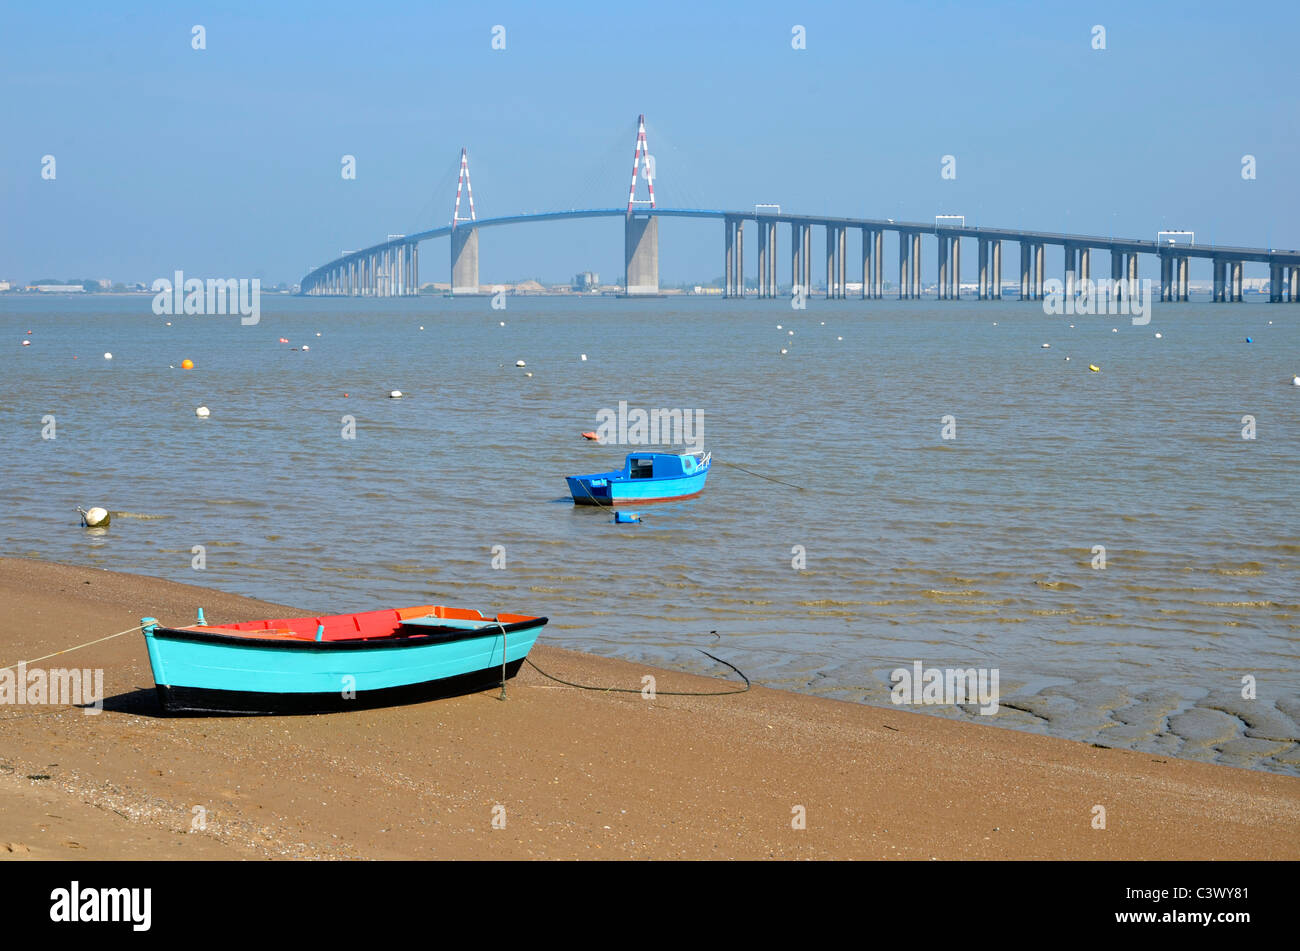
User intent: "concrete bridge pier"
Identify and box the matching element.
[991,240,1001,299]
[1064,245,1077,300]
[1020,243,1030,299]
[451,228,479,296]
[1034,244,1045,300]
[937,236,948,300]
[790,223,802,298]
[739,220,746,297]
[1270,264,1282,302]
[952,237,960,299]
[978,239,988,299]
[1178,257,1189,302]
[825,225,846,299]
[803,225,812,298]
[1079,248,1090,291]
[1212,260,1226,302]
[1291,266,1299,302]
[624,215,659,296]
[725,218,735,297]
[873,230,884,298]
[770,220,779,297]
[859,228,869,300]
[911,233,922,298]
[1159,254,1172,302]
[757,222,768,298]
[899,232,911,299]
[837,227,846,298]
[823,230,831,298]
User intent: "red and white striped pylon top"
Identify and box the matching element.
[452,148,476,228]
[626,114,656,214]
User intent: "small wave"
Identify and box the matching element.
[1034,580,1081,591]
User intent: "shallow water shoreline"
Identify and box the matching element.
[1,556,1297,860]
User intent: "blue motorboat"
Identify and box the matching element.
[567,450,711,506]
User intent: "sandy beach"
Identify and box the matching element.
[0,556,1297,860]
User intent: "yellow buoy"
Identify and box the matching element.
[1088,364,1100,372]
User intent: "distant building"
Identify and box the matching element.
[32,284,85,293]
[0,281,11,292]
[572,271,599,291]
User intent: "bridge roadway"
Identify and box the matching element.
[299,207,1300,303]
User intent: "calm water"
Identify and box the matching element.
[2,294,1297,773]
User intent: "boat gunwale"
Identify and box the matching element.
[146,616,548,651]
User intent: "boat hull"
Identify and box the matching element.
[154,659,525,715]
[143,619,544,715]
[566,471,708,505]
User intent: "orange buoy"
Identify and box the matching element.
[581,431,599,441]
[181,359,194,369]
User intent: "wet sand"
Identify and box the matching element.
[1,557,1297,860]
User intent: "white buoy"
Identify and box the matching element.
[1041,343,1050,349]
[419,326,424,331]
[580,354,587,361]
[1155,332,1162,339]
[389,390,403,399]
[80,506,110,528]
[992,322,998,326]
[780,348,788,355]
[1292,375,1300,386]
[316,332,322,337]
[1112,328,1118,333]
[837,336,843,341]
[525,372,533,377]
[499,321,505,327]
[1065,357,1071,362]
[515,360,526,367]
[21,340,30,346]
[788,330,794,336]
[302,345,309,351]
[104,352,112,360]
[195,406,210,418]
[776,324,782,330]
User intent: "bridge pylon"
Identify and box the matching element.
[450,147,479,295]
[623,114,659,296]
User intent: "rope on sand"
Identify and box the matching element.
[0,624,142,673]
[525,648,751,697]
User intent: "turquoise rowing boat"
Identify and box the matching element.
[140,604,547,715]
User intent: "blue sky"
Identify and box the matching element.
[3,0,1298,285]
